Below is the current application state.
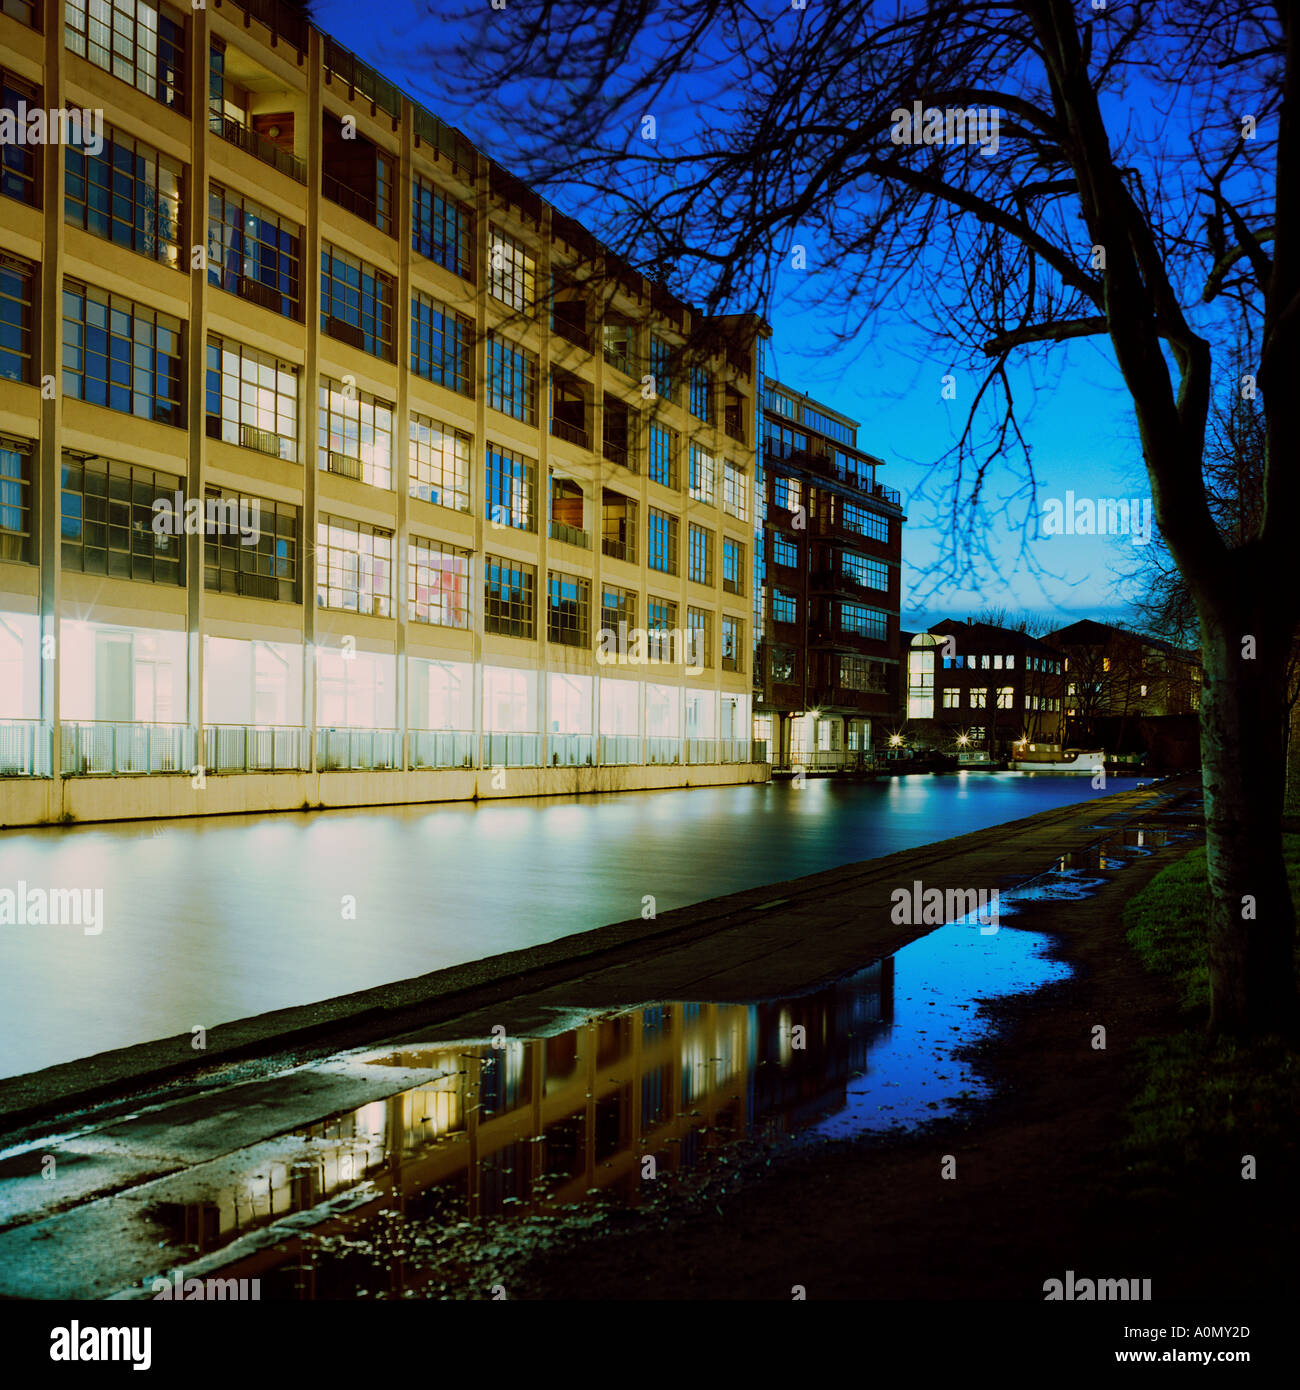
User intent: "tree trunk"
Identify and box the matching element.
[1198,598,1300,1037]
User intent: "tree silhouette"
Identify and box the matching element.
[431,0,1299,1037]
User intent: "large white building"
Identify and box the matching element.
[0,0,766,826]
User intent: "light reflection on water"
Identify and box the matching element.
[0,774,1142,1076]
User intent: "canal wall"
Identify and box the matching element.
[0,761,770,828]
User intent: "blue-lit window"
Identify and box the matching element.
[61,281,184,425]
[65,123,182,267]
[772,534,798,568]
[486,334,539,423]
[647,422,679,489]
[690,365,713,422]
[412,176,473,279]
[65,0,186,112]
[209,184,301,319]
[840,603,889,640]
[0,253,35,385]
[320,243,394,359]
[485,443,536,532]
[1,70,39,206]
[0,439,34,563]
[411,292,472,395]
[773,591,797,624]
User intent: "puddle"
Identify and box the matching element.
[80,819,1196,1299]
[108,918,1073,1300]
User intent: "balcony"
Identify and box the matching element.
[202,725,310,773]
[481,732,542,767]
[548,734,596,767]
[316,728,400,771]
[599,735,640,765]
[61,723,194,775]
[324,316,366,350]
[550,417,590,450]
[237,276,285,313]
[0,720,51,777]
[209,107,306,183]
[549,520,591,549]
[321,170,389,234]
[326,450,363,480]
[646,737,681,766]
[602,439,631,470]
[409,729,475,770]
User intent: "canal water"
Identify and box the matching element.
[0,773,1144,1078]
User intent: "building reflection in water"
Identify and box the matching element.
[152,960,893,1296]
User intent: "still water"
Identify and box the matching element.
[0,773,1142,1077]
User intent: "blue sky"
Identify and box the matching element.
[312,0,1161,632]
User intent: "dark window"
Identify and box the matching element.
[1,70,40,206]
[484,555,536,638]
[0,253,36,385]
[61,280,184,425]
[203,489,300,603]
[547,571,590,647]
[60,453,184,584]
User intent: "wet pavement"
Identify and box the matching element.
[0,774,1148,1077]
[0,805,1201,1300]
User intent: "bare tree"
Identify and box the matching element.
[429,0,1299,1037]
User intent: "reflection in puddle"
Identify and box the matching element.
[1054,824,1193,872]
[134,915,1075,1299]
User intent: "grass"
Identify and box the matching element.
[1121,833,1300,1175]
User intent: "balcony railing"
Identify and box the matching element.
[548,733,596,767]
[208,108,307,183]
[602,438,633,470]
[61,723,193,775]
[316,728,400,771]
[326,450,364,480]
[645,736,681,765]
[226,0,309,52]
[481,732,542,767]
[601,536,634,563]
[718,738,752,763]
[550,417,590,449]
[684,738,717,765]
[237,276,285,313]
[602,344,636,377]
[409,729,476,770]
[0,720,51,776]
[552,318,591,351]
[549,520,591,549]
[321,170,392,235]
[598,735,640,765]
[202,725,310,773]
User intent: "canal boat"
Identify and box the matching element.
[1010,749,1106,773]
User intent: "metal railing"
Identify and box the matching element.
[718,738,752,764]
[481,732,542,767]
[409,729,476,770]
[0,720,51,776]
[646,736,681,765]
[685,738,717,765]
[316,728,400,771]
[549,520,590,548]
[552,318,591,351]
[321,170,393,235]
[61,722,193,775]
[550,417,590,448]
[208,107,307,183]
[602,438,631,469]
[599,735,640,766]
[601,536,634,563]
[202,725,310,773]
[548,733,596,767]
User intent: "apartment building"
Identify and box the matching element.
[752,380,905,769]
[0,0,766,825]
[1045,619,1202,737]
[903,619,1065,758]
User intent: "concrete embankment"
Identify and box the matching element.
[0,777,1196,1133]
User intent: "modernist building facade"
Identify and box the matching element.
[752,380,905,769]
[0,0,766,824]
[903,619,1065,757]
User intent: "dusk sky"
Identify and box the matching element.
[311,0,1160,632]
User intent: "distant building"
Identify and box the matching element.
[1044,620,1202,740]
[903,620,1064,758]
[752,381,905,769]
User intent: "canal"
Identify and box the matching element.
[0,772,1143,1078]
